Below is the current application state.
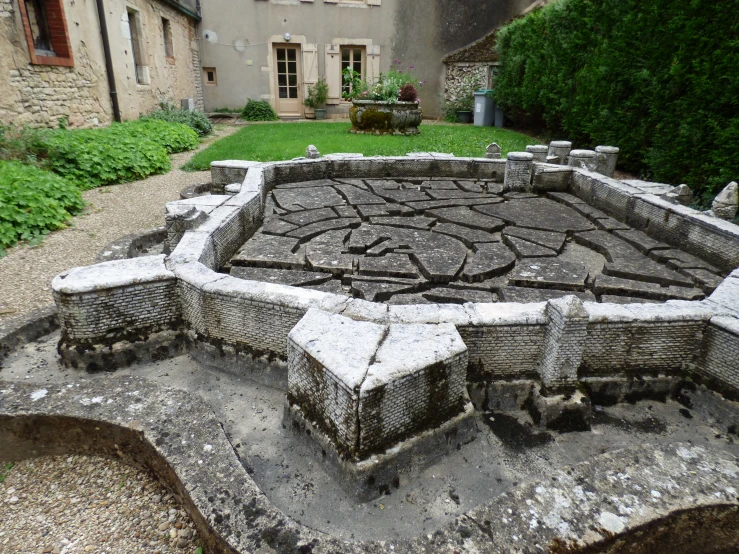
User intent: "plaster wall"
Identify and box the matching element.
[0,0,202,128]
[197,0,535,116]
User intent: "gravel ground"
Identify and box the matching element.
[0,456,200,554]
[0,126,236,324]
[0,127,237,554]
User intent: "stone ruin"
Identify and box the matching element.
[46,144,739,507]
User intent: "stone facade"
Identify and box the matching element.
[0,0,203,128]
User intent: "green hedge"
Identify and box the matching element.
[42,120,198,190]
[142,106,213,137]
[241,99,279,121]
[0,161,84,251]
[494,0,739,202]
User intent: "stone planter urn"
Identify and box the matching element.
[349,100,422,135]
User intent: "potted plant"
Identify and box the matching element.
[452,74,479,124]
[344,63,424,135]
[304,78,329,120]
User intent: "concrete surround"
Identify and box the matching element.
[50,149,739,498]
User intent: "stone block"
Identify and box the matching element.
[503,152,534,192]
[530,385,592,432]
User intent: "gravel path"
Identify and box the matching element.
[0,126,236,324]
[0,127,237,554]
[0,456,200,553]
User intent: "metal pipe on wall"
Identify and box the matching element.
[94,0,121,122]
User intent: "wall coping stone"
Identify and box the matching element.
[52,255,174,294]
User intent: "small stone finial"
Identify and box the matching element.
[306,145,321,159]
[525,144,549,162]
[662,184,693,206]
[567,149,598,172]
[547,141,572,165]
[485,143,502,159]
[595,145,619,177]
[712,181,738,221]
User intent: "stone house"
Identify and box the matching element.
[198,0,538,118]
[0,0,204,128]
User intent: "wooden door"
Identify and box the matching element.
[274,45,302,116]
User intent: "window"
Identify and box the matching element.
[18,0,74,66]
[127,8,148,85]
[162,17,173,58]
[275,48,298,99]
[203,67,217,86]
[340,46,364,96]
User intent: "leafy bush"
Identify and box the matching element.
[399,83,419,102]
[494,0,739,200]
[0,161,84,250]
[342,60,424,103]
[142,104,213,137]
[42,120,197,189]
[0,125,47,165]
[241,99,279,121]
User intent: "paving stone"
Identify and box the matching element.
[427,190,493,201]
[274,179,336,189]
[455,181,484,193]
[508,259,589,291]
[603,260,695,288]
[333,184,387,205]
[503,192,538,200]
[273,187,345,211]
[230,267,331,286]
[593,274,704,301]
[679,268,725,294]
[447,276,508,292]
[306,230,355,275]
[599,294,661,305]
[485,182,504,195]
[334,205,360,218]
[477,198,595,233]
[422,287,497,304]
[405,197,504,212]
[385,293,433,305]
[369,216,436,229]
[503,236,558,258]
[649,249,721,273]
[574,230,645,261]
[365,179,402,192]
[411,235,468,283]
[612,229,671,254]
[499,286,596,303]
[301,279,349,295]
[462,243,516,282]
[375,188,431,203]
[502,227,567,252]
[334,178,369,189]
[282,207,338,227]
[418,180,460,190]
[286,218,361,242]
[358,253,420,279]
[571,203,611,220]
[261,217,298,236]
[350,278,419,302]
[594,217,631,231]
[231,234,305,269]
[425,207,506,231]
[546,191,586,206]
[433,223,499,247]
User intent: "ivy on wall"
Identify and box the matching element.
[493,0,739,202]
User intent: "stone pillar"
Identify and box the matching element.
[526,144,549,162]
[568,149,598,171]
[547,141,572,165]
[164,206,207,252]
[531,296,592,432]
[503,152,534,192]
[485,142,502,159]
[595,145,619,177]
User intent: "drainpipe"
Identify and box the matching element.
[95,0,121,122]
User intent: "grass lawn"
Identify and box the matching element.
[182,122,537,171]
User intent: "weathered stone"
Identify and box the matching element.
[485,142,501,159]
[503,235,558,258]
[508,259,589,291]
[425,207,505,231]
[418,180,459,190]
[286,218,361,242]
[334,205,360,218]
[368,216,435,229]
[502,227,566,252]
[423,287,496,304]
[612,229,671,254]
[350,277,418,302]
[499,286,596,303]
[711,181,738,220]
[455,180,484,193]
[356,204,413,218]
[404,197,504,212]
[477,198,595,233]
[261,217,299,236]
[662,184,694,206]
[231,234,305,269]
[273,187,345,211]
[593,274,704,301]
[282,207,338,227]
[230,266,331,286]
[333,184,386,205]
[358,253,419,279]
[433,223,499,247]
[375,188,431,203]
[462,243,516,282]
[426,190,492,201]
[603,260,695,288]
[305,144,320,159]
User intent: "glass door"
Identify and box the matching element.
[274,45,302,116]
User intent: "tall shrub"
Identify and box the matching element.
[494,0,739,202]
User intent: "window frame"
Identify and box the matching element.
[17,0,74,67]
[127,7,149,85]
[340,45,365,99]
[162,17,174,59]
[203,67,217,86]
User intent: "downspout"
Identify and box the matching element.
[95,0,121,122]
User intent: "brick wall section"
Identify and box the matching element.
[540,297,588,388]
[358,350,468,457]
[571,170,739,272]
[54,280,180,342]
[459,324,546,379]
[698,317,739,392]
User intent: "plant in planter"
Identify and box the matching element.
[304,78,329,120]
[344,63,424,135]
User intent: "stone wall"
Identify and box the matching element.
[0,0,203,128]
[699,316,739,393]
[443,63,490,104]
